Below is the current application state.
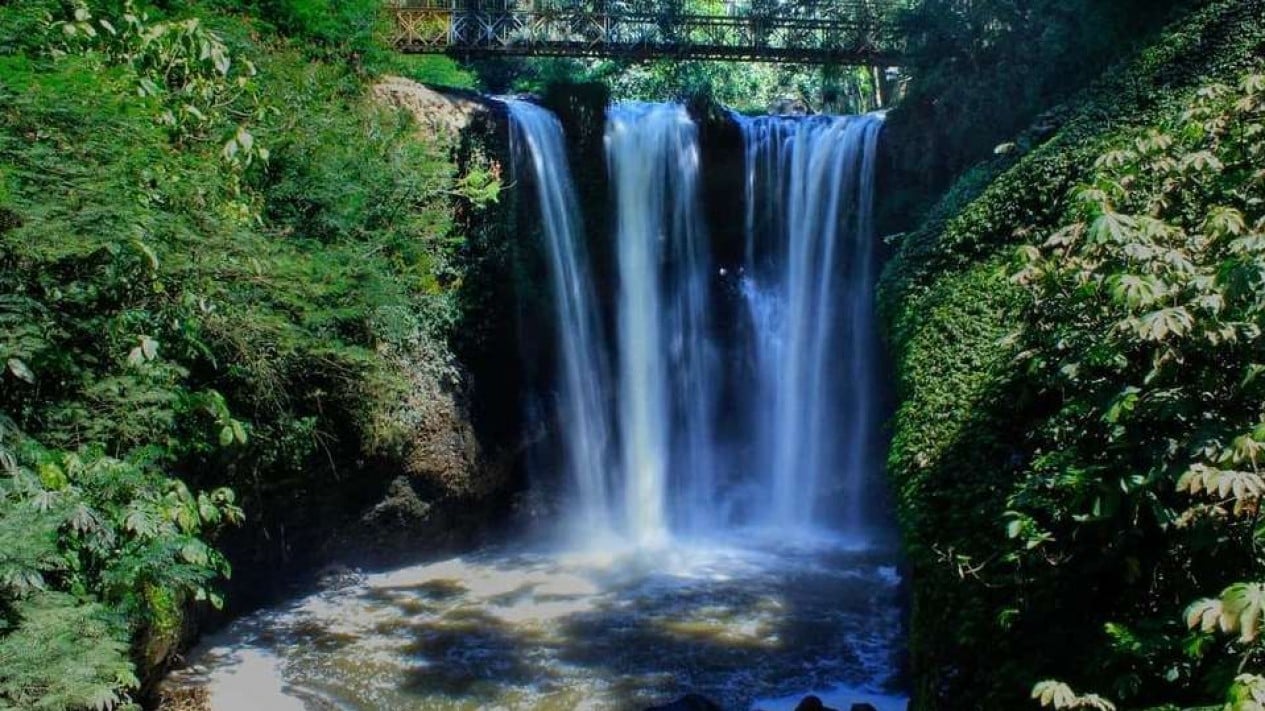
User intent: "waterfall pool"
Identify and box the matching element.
[182,535,905,710]
[173,100,907,710]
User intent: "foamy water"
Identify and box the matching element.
[188,535,904,710]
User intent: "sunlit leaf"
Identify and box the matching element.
[6,358,34,384]
[1090,211,1137,244]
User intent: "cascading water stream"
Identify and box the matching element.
[509,100,883,543]
[736,113,885,533]
[505,100,615,538]
[604,102,718,545]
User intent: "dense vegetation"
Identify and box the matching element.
[476,55,888,114]
[0,1,500,707]
[883,0,1191,226]
[879,0,1265,707]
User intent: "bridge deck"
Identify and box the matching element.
[388,0,907,64]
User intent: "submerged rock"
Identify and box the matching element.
[647,694,724,711]
[364,477,433,529]
[314,563,364,591]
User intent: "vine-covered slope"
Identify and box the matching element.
[879,1,1265,708]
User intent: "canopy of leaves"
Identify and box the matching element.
[882,0,1193,229]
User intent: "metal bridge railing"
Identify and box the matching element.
[386,0,908,64]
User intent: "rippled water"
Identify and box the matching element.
[186,535,905,711]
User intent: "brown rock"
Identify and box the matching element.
[372,75,492,137]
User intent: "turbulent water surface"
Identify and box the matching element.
[189,537,904,710]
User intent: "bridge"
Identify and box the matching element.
[387,0,909,65]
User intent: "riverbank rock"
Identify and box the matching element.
[791,696,880,711]
[154,669,211,711]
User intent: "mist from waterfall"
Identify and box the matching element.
[510,99,884,547]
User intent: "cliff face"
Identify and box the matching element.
[877,1,1265,707]
[222,79,524,588]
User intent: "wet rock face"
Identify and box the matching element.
[380,337,495,500]
[364,477,434,529]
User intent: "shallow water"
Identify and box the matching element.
[188,534,905,710]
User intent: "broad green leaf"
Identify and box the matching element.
[230,420,247,444]
[1135,307,1193,341]
[1108,275,1165,309]
[1103,387,1141,424]
[1206,207,1247,237]
[6,358,34,384]
[1090,211,1137,244]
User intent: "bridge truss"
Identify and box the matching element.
[388,0,908,65]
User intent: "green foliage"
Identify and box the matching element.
[884,0,1192,226]
[1007,65,1265,710]
[593,59,882,114]
[471,55,881,114]
[0,0,497,706]
[0,593,135,711]
[203,0,388,63]
[1033,681,1117,711]
[879,0,1265,708]
[389,55,478,90]
[262,0,384,51]
[0,418,240,709]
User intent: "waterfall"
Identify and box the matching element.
[510,98,883,546]
[191,104,903,711]
[506,100,614,538]
[605,102,717,545]
[736,113,885,532]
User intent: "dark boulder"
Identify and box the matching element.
[647,694,724,711]
[794,696,837,711]
[850,704,880,711]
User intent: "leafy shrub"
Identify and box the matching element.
[0,419,241,709]
[884,0,1192,225]
[1012,68,1265,709]
[258,0,386,61]
[879,0,1265,707]
[0,0,499,706]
